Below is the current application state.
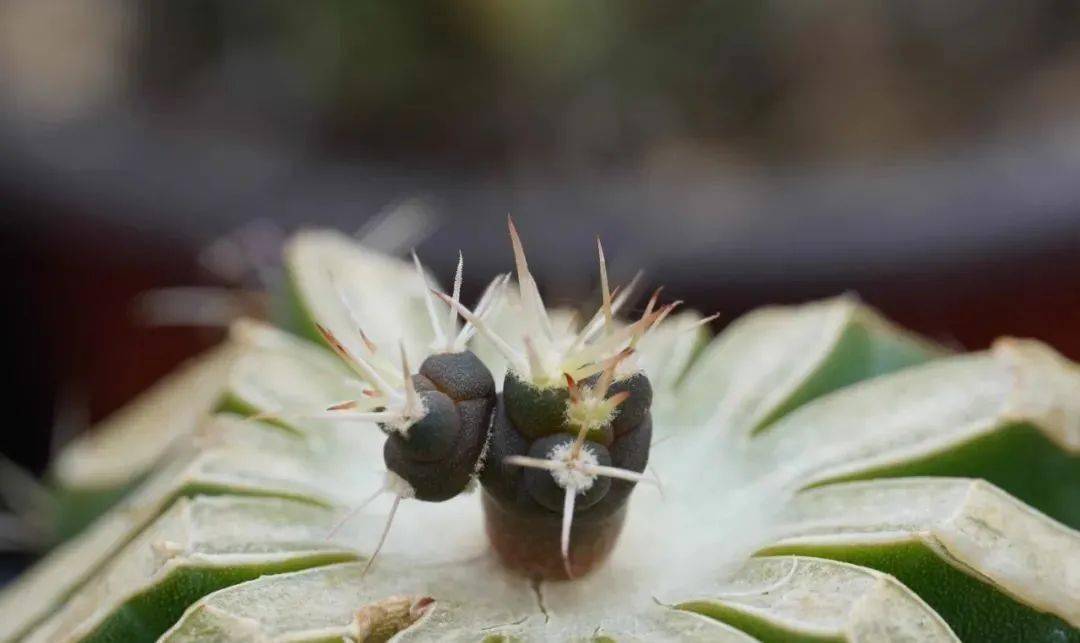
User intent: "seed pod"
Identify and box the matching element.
[383,351,496,502]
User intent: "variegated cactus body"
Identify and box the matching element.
[2,226,1077,643]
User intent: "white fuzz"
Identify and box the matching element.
[471,412,496,477]
[564,389,620,432]
[384,471,416,500]
[547,442,599,492]
[383,395,428,436]
[503,452,656,491]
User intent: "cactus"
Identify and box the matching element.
[3,223,1077,642]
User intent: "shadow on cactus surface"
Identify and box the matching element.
[3,224,1077,642]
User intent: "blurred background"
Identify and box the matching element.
[2,0,1080,534]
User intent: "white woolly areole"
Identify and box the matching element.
[564,392,618,431]
[384,471,416,499]
[547,442,599,491]
[386,396,428,436]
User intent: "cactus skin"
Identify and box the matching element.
[384,352,496,502]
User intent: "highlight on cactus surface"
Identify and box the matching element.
[2,220,1077,642]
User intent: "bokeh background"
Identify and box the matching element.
[2,0,1080,561]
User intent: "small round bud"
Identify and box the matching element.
[419,351,495,401]
[523,434,612,513]
[410,373,438,394]
[502,371,571,439]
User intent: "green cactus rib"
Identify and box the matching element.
[679,602,845,643]
[0,417,343,641]
[23,495,360,643]
[677,556,958,642]
[79,554,354,643]
[162,559,764,642]
[813,421,1080,528]
[758,478,1079,642]
[677,296,944,437]
[748,340,1080,529]
[48,343,239,537]
[759,541,1078,643]
[749,311,947,433]
[159,562,437,643]
[51,483,138,543]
